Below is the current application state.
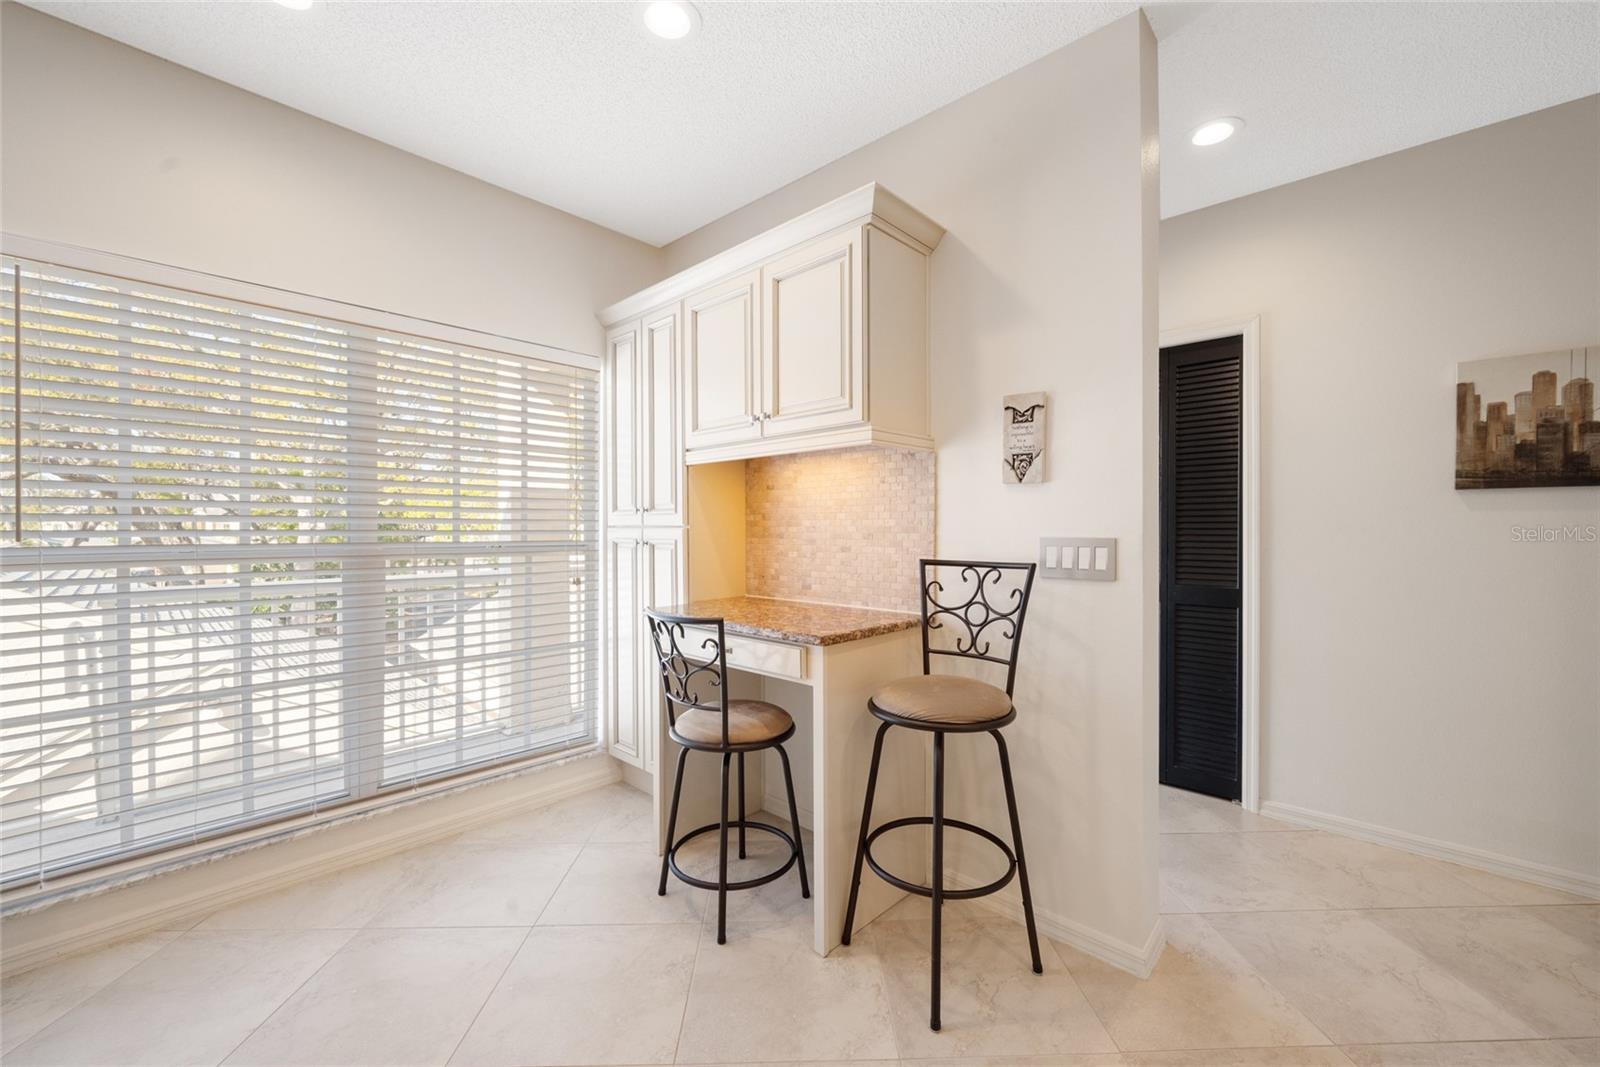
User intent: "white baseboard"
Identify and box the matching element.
[948,870,1166,979]
[0,754,621,977]
[761,790,814,833]
[1258,800,1600,901]
[619,761,654,794]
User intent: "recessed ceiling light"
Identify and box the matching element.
[642,1,700,40]
[1191,118,1243,147]
[274,0,313,9]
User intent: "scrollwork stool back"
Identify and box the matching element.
[919,558,1037,695]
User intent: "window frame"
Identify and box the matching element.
[0,234,605,901]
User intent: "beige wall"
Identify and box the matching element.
[667,14,1163,960]
[0,4,664,357]
[1162,97,1600,882]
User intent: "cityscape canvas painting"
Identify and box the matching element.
[1456,346,1599,489]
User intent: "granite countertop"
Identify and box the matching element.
[662,595,919,647]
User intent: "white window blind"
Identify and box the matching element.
[0,255,599,889]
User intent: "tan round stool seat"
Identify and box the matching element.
[871,675,1014,725]
[673,700,794,746]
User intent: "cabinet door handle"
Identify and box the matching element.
[748,413,759,426]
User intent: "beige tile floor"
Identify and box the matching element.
[2,783,1595,1067]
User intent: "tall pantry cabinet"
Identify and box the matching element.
[602,303,684,772]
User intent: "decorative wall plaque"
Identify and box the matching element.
[1002,391,1047,484]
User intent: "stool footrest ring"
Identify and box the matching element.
[665,819,800,893]
[863,816,1017,901]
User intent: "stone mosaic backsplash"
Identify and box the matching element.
[745,446,935,613]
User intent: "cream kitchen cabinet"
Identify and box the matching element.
[760,228,863,438]
[600,183,939,769]
[604,297,684,770]
[684,270,761,450]
[604,320,641,525]
[639,304,684,525]
[605,302,684,527]
[602,183,944,465]
[604,527,683,771]
[684,230,868,447]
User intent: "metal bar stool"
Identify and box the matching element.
[645,610,810,945]
[840,559,1041,1032]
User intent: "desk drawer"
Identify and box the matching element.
[725,634,808,681]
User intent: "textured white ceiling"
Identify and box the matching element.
[1158,2,1600,217]
[21,1,1600,245]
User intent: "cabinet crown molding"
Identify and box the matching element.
[599,182,943,327]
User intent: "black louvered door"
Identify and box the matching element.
[1160,336,1243,800]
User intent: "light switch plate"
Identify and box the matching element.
[1039,537,1117,581]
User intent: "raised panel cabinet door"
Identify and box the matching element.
[605,320,642,525]
[641,304,684,524]
[638,530,684,773]
[605,530,644,768]
[761,228,864,437]
[685,271,761,448]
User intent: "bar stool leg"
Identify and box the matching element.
[930,731,946,1031]
[841,721,891,945]
[659,746,688,896]
[993,729,1043,974]
[717,751,731,945]
[777,744,810,898]
[737,752,747,859]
